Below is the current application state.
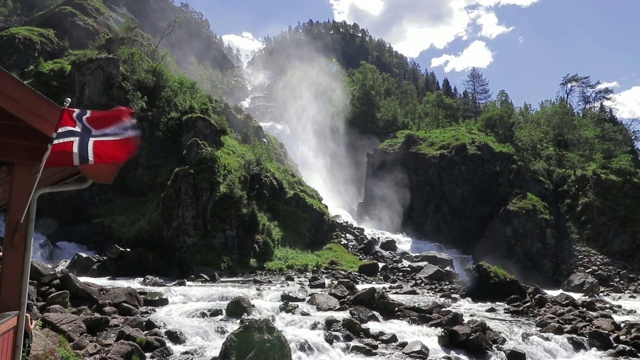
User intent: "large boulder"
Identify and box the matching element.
[226,296,253,318]
[462,262,527,302]
[562,272,600,295]
[307,294,339,311]
[41,313,87,342]
[218,318,292,360]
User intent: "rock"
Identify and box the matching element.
[45,291,70,309]
[66,253,101,277]
[102,287,143,308]
[80,342,102,358]
[165,329,187,345]
[416,263,449,282]
[41,313,87,342]
[152,346,174,359]
[358,261,380,277]
[505,349,527,360]
[226,296,253,317]
[562,272,600,295]
[349,343,377,356]
[402,340,430,358]
[70,337,90,351]
[59,272,101,303]
[218,318,292,360]
[141,275,166,287]
[309,278,327,289]
[30,328,62,359]
[329,285,351,300]
[139,336,167,352]
[281,292,306,302]
[307,294,339,311]
[588,329,615,350]
[349,306,381,324]
[462,262,527,302]
[379,239,398,252]
[118,303,141,316]
[83,315,110,335]
[145,319,165,331]
[116,326,145,343]
[566,335,588,352]
[411,252,454,269]
[438,325,472,349]
[106,341,146,360]
[143,291,169,307]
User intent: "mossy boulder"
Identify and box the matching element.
[359,128,572,284]
[218,318,292,360]
[463,262,527,302]
[0,26,66,74]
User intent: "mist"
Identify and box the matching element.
[255,53,361,216]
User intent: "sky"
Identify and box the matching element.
[185,0,639,120]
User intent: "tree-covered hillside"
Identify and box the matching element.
[250,19,640,279]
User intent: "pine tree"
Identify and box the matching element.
[464,67,492,121]
[442,77,454,98]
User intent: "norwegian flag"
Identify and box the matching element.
[44,107,141,168]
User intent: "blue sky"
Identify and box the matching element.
[186,0,639,119]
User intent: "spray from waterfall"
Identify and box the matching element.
[251,46,368,218]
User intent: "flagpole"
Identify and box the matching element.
[19,98,72,224]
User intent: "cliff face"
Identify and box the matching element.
[358,130,573,285]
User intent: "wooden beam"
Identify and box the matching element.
[0,69,61,136]
[0,163,32,312]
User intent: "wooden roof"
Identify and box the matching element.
[0,67,80,210]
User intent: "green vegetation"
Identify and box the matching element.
[380,127,515,156]
[507,193,552,220]
[486,262,515,280]
[265,243,362,272]
[57,335,82,360]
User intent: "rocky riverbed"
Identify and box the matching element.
[25,222,640,360]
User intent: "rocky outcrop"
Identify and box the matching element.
[217,318,292,360]
[28,0,114,49]
[358,130,573,284]
[0,26,65,74]
[161,112,334,269]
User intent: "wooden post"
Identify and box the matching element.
[0,163,32,312]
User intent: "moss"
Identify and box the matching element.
[381,127,514,156]
[485,262,515,280]
[0,26,59,44]
[265,243,362,272]
[507,192,552,220]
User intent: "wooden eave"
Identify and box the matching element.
[0,67,81,210]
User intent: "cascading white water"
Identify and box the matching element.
[0,214,93,265]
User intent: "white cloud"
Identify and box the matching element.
[596,81,620,89]
[430,40,493,72]
[608,86,640,119]
[221,32,264,66]
[518,36,524,43]
[478,0,539,6]
[329,0,538,59]
[476,11,513,38]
